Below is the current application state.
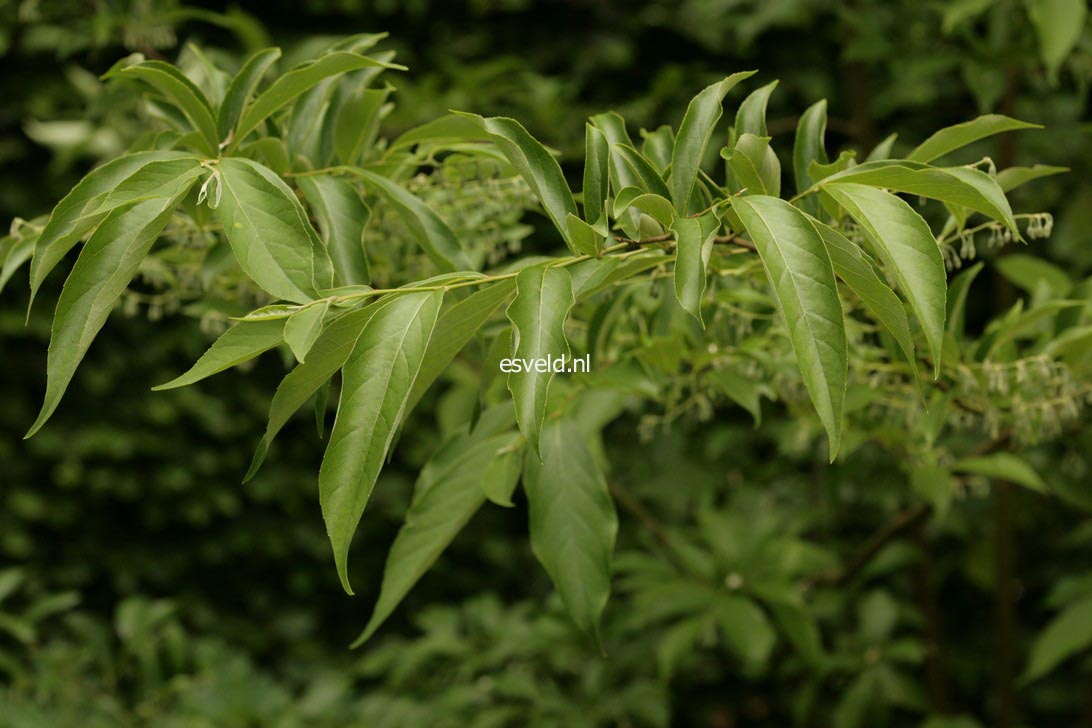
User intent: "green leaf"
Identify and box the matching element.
[153,318,286,391]
[614,143,671,200]
[1028,0,1087,82]
[565,214,603,256]
[613,188,676,228]
[217,48,281,140]
[1023,592,1092,683]
[299,174,371,286]
[793,99,829,196]
[823,183,947,376]
[386,112,493,154]
[114,61,219,153]
[995,164,1068,192]
[28,151,196,307]
[583,124,610,227]
[733,196,846,457]
[734,80,778,138]
[350,168,472,271]
[994,254,1071,297]
[506,264,575,452]
[215,157,333,303]
[354,413,517,645]
[825,162,1017,232]
[671,71,756,212]
[27,195,191,437]
[456,112,579,253]
[641,124,674,173]
[0,233,34,294]
[332,84,393,165]
[407,280,517,411]
[319,291,444,593]
[808,218,918,378]
[952,453,1047,493]
[911,462,954,520]
[656,617,708,680]
[946,261,984,336]
[481,442,523,507]
[523,418,618,645]
[714,595,776,668]
[672,212,719,325]
[233,51,404,145]
[245,304,383,482]
[723,133,781,196]
[590,111,641,238]
[866,133,898,162]
[284,300,330,363]
[907,114,1041,163]
[711,370,765,426]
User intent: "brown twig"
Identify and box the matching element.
[608,481,672,547]
[614,233,757,252]
[806,502,932,589]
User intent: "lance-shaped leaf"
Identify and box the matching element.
[232,51,404,145]
[723,133,781,196]
[29,151,196,307]
[715,595,777,668]
[565,214,603,256]
[506,264,575,451]
[824,183,947,375]
[354,409,517,645]
[671,71,755,212]
[333,85,393,165]
[284,300,330,363]
[153,318,287,390]
[907,114,1041,163]
[523,418,618,646]
[641,124,674,173]
[245,303,383,482]
[217,47,281,140]
[613,187,675,228]
[0,231,36,294]
[672,212,719,325]
[481,441,523,507]
[793,99,828,196]
[111,61,219,153]
[946,261,984,337]
[456,112,579,253]
[386,113,493,154]
[1023,592,1092,684]
[583,123,610,227]
[807,217,918,378]
[614,144,671,200]
[590,112,642,238]
[299,174,371,286]
[1028,0,1087,82]
[319,291,444,594]
[27,194,192,437]
[823,161,1017,232]
[350,168,471,271]
[407,280,517,411]
[995,164,1068,192]
[866,133,898,162]
[952,452,1047,493]
[733,196,846,457]
[734,80,778,138]
[216,157,333,303]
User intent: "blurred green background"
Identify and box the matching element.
[1,1,1091,726]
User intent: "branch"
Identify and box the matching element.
[806,502,931,588]
[609,481,672,547]
[614,233,757,252]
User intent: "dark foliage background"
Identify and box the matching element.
[1,1,1090,726]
